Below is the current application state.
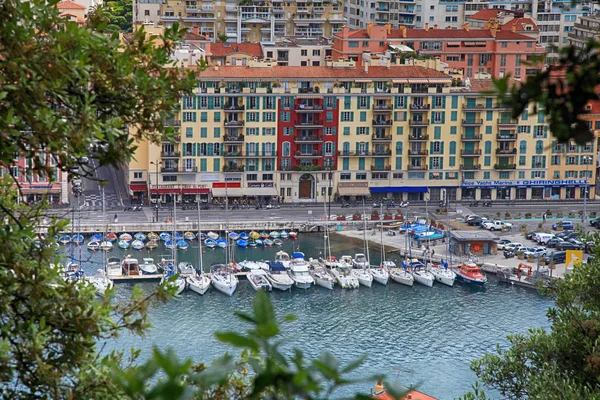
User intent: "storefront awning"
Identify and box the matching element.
[389,44,414,53]
[22,188,61,194]
[130,184,147,192]
[212,188,244,197]
[338,186,370,196]
[182,188,210,194]
[245,187,277,196]
[150,188,181,195]
[370,186,428,193]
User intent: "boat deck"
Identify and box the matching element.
[111,275,163,283]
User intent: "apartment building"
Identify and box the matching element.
[331,23,545,79]
[139,0,345,43]
[261,37,333,66]
[128,60,595,204]
[567,13,600,50]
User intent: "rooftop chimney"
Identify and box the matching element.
[425,22,429,31]
[401,26,407,38]
[341,25,349,38]
[386,22,392,34]
[367,22,374,37]
[386,58,391,69]
[511,24,516,32]
[434,24,438,29]
[463,22,470,32]
[364,62,369,74]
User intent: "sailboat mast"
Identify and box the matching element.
[323,200,328,260]
[197,200,203,274]
[362,199,369,265]
[380,203,385,266]
[102,186,107,269]
[172,195,176,266]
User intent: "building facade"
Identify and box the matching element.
[128,61,596,204]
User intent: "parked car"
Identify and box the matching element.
[556,241,583,251]
[506,242,524,251]
[523,247,547,258]
[556,231,578,240]
[590,217,600,227]
[526,231,543,241]
[546,237,564,248]
[552,220,574,230]
[482,220,513,231]
[535,233,555,245]
[467,216,485,227]
[495,239,512,250]
[544,251,567,264]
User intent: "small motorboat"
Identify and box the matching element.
[178,261,195,276]
[369,266,390,285]
[147,232,159,241]
[71,234,84,245]
[146,240,158,250]
[249,231,260,240]
[265,261,294,291]
[187,271,211,295]
[352,253,369,268]
[134,232,146,241]
[430,260,456,287]
[263,239,273,247]
[159,232,171,241]
[260,231,269,240]
[237,239,248,247]
[176,239,189,250]
[256,239,264,246]
[174,232,184,241]
[204,238,216,249]
[411,260,435,287]
[273,239,283,246]
[216,238,227,249]
[161,264,186,296]
[269,231,280,238]
[248,240,258,247]
[207,231,219,240]
[197,232,207,240]
[280,230,289,239]
[140,258,159,274]
[184,231,196,240]
[289,231,298,239]
[119,233,132,241]
[210,263,238,296]
[391,261,414,286]
[121,256,140,276]
[106,232,118,242]
[455,262,487,286]
[99,241,113,251]
[275,250,291,268]
[59,235,71,245]
[239,232,250,240]
[118,240,130,249]
[310,262,335,290]
[248,269,272,292]
[85,269,113,296]
[164,239,176,250]
[131,240,145,250]
[228,231,240,241]
[105,257,123,278]
[331,265,359,289]
[87,240,100,251]
[91,233,103,242]
[237,260,264,271]
[287,257,314,289]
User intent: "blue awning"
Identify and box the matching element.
[370,186,428,193]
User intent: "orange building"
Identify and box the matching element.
[56,0,87,25]
[332,22,545,79]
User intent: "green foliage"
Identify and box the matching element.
[495,39,600,144]
[103,0,133,32]
[217,33,229,43]
[464,250,600,399]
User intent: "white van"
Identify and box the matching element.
[536,233,554,245]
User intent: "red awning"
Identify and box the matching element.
[130,184,147,192]
[150,188,181,195]
[182,188,210,194]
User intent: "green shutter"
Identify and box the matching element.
[342,158,349,170]
[208,97,214,109]
[430,142,434,153]
[440,142,444,154]
[355,127,360,135]
[214,158,220,172]
[366,127,370,135]
[192,143,197,156]
[355,142,359,152]
[200,159,207,172]
[439,157,444,169]
[449,156,455,167]
[395,157,402,170]
[441,112,445,124]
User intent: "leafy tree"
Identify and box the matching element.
[463,258,600,399]
[103,0,133,32]
[218,33,229,43]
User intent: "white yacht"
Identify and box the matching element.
[331,265,359,289]
[369,266,389,285]
[99,241,113,251]
[390,261,414,287]
[339,255,354,268]
[287,257,314,289]
[429,260,456,287]
[411,260,435,287]
[265,262,294,291]
[85,269,113,296]
[105,257,122,278]
[86,240,100,251]
[139,258,159,275]
[354,267,373,288]
[161,263,186,296]
[210,263,238,296]
[309,259,335,290]
[352,253,369,268]
[187,272,211,295]
[178,261,195,277]
[274,250,291,269]
[248,269,273,292]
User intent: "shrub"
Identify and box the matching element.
[525,212,532,219]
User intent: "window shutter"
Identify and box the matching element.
[441,112,445,124]
[323,127,327,135]
[430,142,434,153]
[207,143,213,156]
[192,143,197,156]
[366,127,370,135]
[208,97,214,109]
[332,142,336,154]
[355,127,360,135]
[332,127,336,135]
[262,142,266,156]
[365,142,369,152]
[440,142,444,154]
[356,142,360,152]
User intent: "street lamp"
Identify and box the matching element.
[150,160,162,223]
[582,156,592,224]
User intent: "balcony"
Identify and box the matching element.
[410,104,430,110]
[497,119,518,128]
[372,119,393,127]
[408,134,429,142]
[373,103,393,111]
[224,120,245,127]
[371,165,392,171]
[462,119,483,126]
[496,148,517,156]
[460,149,482,156]
[295,103,323,112]
[408,149,429,156]
[295,151,323,158]
[407,164,428,170]
[224,104,244,112]
[461,134,482,141]
[463,103,485,111]
[496,133,517,141]
[161,151,180,158]
[459,164,481,171]
[372,134,392,142]
[409,118,430,127]
[164,119,181,127]
[338,150,392,157]
[294,119,323,128]
[494,163,516,170]
[223,134,245,143]
[372,150,392,157]
[161,167,198,173]
[294,135,322,143]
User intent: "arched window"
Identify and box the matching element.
[519,140,527,154]
[484,141,492,154]
[282,142,290,157]
[324,142,334,156]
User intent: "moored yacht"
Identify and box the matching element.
[85,269,113,296]
[411,260,434,287]
[265,261,294,291]
[352,253,369,268]
[287,254,314,289]
[429,259,456,287]
[330,264,359,289]
[390,261,414,287]
[210,263,238,296]
[248,269,272,292]
[309,259,335,290]
[455,262,487,286]
[369,265,389,285]
[139,258,159,274]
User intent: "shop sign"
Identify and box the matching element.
[461,179,587,188]
[247,182,274,188]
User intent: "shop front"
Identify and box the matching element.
[181,186,210,203]
[212,182,243,205]
[337,182,370,202]
[129,183,147,204]
[21,185,63,205]
[369,186,428,201]
[462,179,590,201]
[245,182,278,205]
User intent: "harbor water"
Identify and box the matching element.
[65,232,553,399]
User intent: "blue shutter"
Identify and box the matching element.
[440,142,444,154]
[192,143,197,156]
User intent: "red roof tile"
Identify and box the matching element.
[209,42,262,58]
[57,0,86,9]
[469,9,504,21]
[194,65,451,80]
[373,388,438,400]
[183,32,208,41]
[502,17,539,32]
[495,30,534,40]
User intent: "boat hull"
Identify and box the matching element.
[455,274,486,286]
[390,271,414,286]
[293,280,312,290]
[211,276,238,296]
[413,273,434,287]
[369,270,389,285]
[314,277,334,290]
[187,275,211,295]
[354,270,373,288]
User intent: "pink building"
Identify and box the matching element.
[332,22,545,79]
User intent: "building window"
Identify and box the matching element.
[356,173,367,180]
